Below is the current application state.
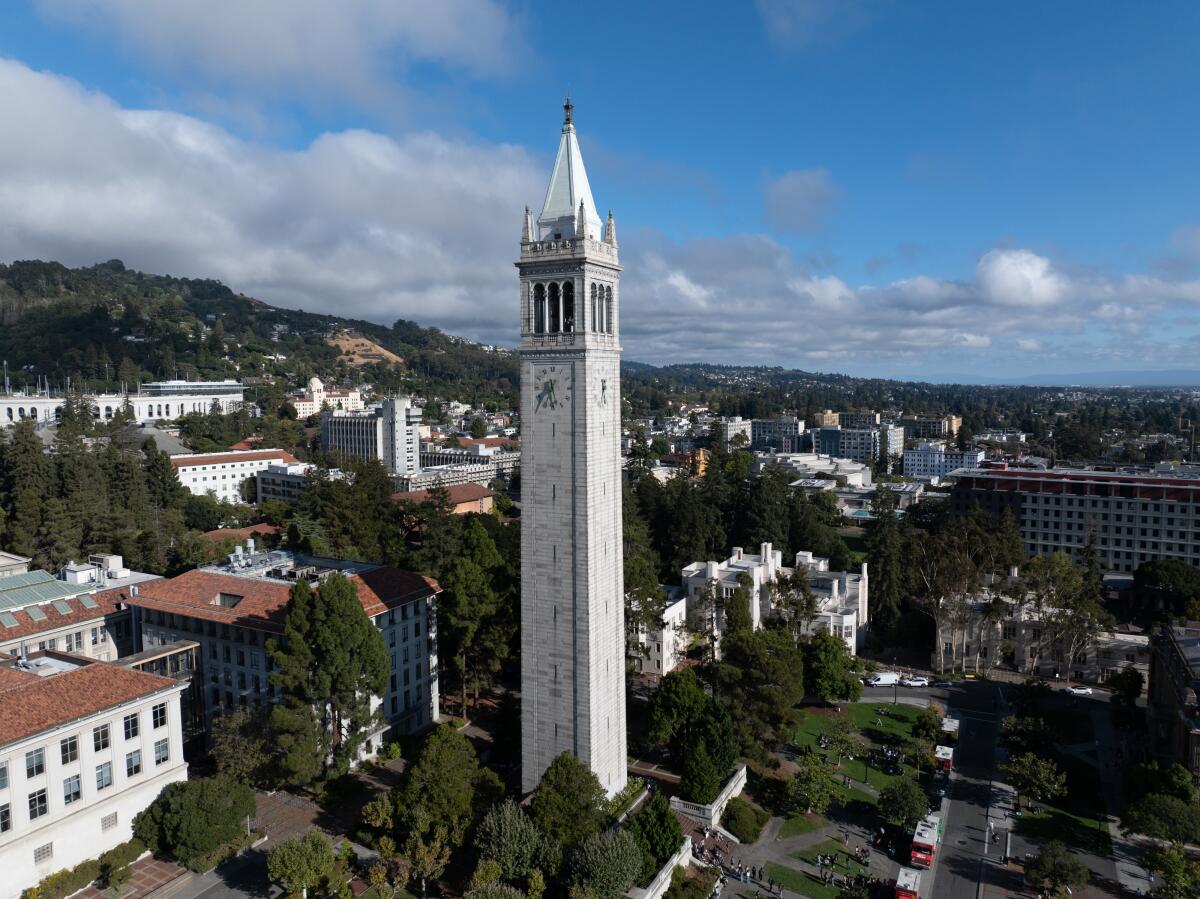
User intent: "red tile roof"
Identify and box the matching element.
[201,523,281,543]
[454,436,517,450]
[0,587,137,643]
[391,483,495,507]
[171,450,298,469]
[0,655,177,747]
[130,566,440,634]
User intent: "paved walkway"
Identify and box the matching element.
[75,857,187,899]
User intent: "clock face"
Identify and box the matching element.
[533,365,572,412]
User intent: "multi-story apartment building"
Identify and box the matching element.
[0,652,187,899]
[899,415,962,440]
[255,461,346,505]
[633,588,687,676]
[1148,624,1200,776]
[290,377,364,419]
[750,416,805,452]
[840,411,881,429]
[172,449,300,505]
[419,443,521,479]
[129,548,441,743]
[713,417,753,450]
[1,381,244,427]
[322,397,422,478]
[818,425,904,470]
[811,410,840,427]
[950,466,1200,572]
[903,442,986,482]
[0,563,157,663]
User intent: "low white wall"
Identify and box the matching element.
[668,764,747,828]
[626,837,690,899]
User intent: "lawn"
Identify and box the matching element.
[765,861,845,899]
[779,811,826,838]
[791,838,870,877]
[1015,753,1111,856]
[792,703,924,791]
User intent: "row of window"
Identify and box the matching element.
[0,742,168,834]
[0,703,168,791]
[529,282,615,335]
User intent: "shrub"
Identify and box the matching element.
[721,797,769,844]
[133,776,255,866]
[21,838,145,899]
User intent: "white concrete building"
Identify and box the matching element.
[322,397,422,477]
[714,417,753,450]
[519,101,627,796]
[131,548,440,739]
[0,381,244,427]
[634,588,687,676]
[290,377,364,418]
[751,416,805,452]
[818,425,904,470]
[753,452,874,487]
[255,461,346,505]
[787,552,870,655]
[0,553,30,578]
[0,653,187,899]
[903,442,985,482]
[171,449,299,505]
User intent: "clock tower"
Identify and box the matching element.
[518,100,627,796]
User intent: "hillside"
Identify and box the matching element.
[0,259,518,409]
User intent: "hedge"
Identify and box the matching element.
[21,838,146,899]
[721,797,769,844]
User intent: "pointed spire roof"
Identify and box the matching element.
[538,97,602,241]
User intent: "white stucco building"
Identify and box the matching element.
[171,449,299,505]
[0,653,187,899]
[322,397,422,477]
[0,381,244,427]
[519,101,627,797]
[903,442,985,482]
[634,587,687,676]
[753,452,874,487]
[291,377,364,418]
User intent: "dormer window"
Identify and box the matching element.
[214,593,243,608]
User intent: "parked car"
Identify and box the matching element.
[1067,685,1093,695]
[901,676,930,688]
[867,672,901,687]
[932,680,952,688]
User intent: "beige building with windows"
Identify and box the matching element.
[0,652,187,899]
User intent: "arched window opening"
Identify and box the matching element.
[4,408,11,421]
[533,283,546,334]
[605,286,614,334]
[105,406,113,419]
[562,282,575,333]
[590,283,598,332]
[548,282,561,332]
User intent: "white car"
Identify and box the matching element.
[901,676,930,688]
[1066,685,1093,696]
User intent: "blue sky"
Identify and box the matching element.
[1,1,1198,379]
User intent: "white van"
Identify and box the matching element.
[867,671,900,687]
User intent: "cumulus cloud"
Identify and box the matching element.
[35,0,523,105]
[3,58,1200,378]
[763,168,839,233]
[0,58,541,340]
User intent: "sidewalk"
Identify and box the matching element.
[75,857,187,899]
[1091,708,1152,896]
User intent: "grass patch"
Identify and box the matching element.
[793,703,922,791]
[779,811,827,838]
[1015,753,1111,856]
[765,860,852,899]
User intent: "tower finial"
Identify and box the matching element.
[577,199,587,240]
[563,94,574,127]
[522,205,533,243]
[605,209,618,247]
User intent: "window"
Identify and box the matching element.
[63,775,81,805]
[60,735,78,764]
[26,748,45,778]
[124,713,139,740]
[0,804,9,833]
[153,703,167,729]
[96,762,113,791]
[28,789,48,820]
[92,724,110,752]
[34,843,53,864]
[154,739,169,766]
[91,627,100,645]
[126,750,142,777]
[101,812,118,832]
[0,762,7,790]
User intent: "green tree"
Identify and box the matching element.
[209,706,272,786]
[680,744,722,805]
[1024,840,1089,898]
[132,776,256,866]
[269,574,389,782]
[623,485,667,660]
[714,627,806,753]
[394,724,503,846]
[804,631,863,703]
[470,417,489,439]
[1122,762,1196,805]
[790,751,836,816]
[267,831,335,897]
[999,753,1066,808]
[865,488,907,634]
[627,792,683,883]
[878,778,928,829]
[1107,667,1145,709]
[440,518,504,715]
[1122,793,1200,844]
[268,580,329,787]
[912,703,945,744]
[999,716,1050,756]
[1141,845,1200,899]
[475,800,546,884]
[406,826,451,896]
[568,830,643,899]
[530,753,607,852]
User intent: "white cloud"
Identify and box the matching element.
[763,168,839,233]
[975,248,1067,308]
[35,0,523,105]
[755,0,874,49]
[1016,338,1042,352]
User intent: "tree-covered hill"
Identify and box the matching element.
[0,259,518,408]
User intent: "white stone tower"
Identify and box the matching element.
[518,99,627,796]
